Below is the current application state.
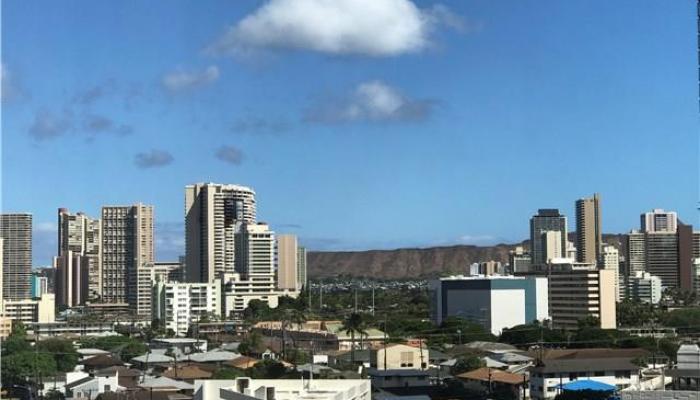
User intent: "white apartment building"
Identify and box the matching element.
[185,183,257,282]
[627,271,662,304]
[601,244,621,302]
[58,208,102,298]
[194,378,371,400]
[153,281,221,336]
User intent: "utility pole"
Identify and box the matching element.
[371,286,375,316]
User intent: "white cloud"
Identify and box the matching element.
[1,64,25,102]
[206,0,463,57]
[305,80,434,123]
[162,65,220,93]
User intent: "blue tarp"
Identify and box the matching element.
[559,379,616,392]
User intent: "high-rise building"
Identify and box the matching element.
[57,209,101,298]
[152,280,221,336]
[101,204,154,315]
[185,183,257,283]
[543,230,564,262]
[530,209,567,266]
[0,214,33,300]
[235,222,275,279]
[626,231,647,276]
[627,271,662,304]
[54,251,90,308]
[297,245,307,289]
[276,234,298,290]
[575,193,602,264]
[30,274,48,298]
[645,232,680,288]
[601,244,621,302]
[641,209,678,233]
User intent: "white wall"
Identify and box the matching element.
[490,289,526,335]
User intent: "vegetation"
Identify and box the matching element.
[449,355,485,375]
[341,312,367,365]
[80,334,148,361]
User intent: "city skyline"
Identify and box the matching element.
[3,1,698,265]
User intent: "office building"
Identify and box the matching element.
[235,222,275,279]
[276,234,298,290]
[297,245,307,289]
[601,244,621,302]
[54,251,90,308]
[185,183,257,283]
[641,209,678,233]
[149,261,184,283]
[152,281,221,336]
[31,274,49,298]
[430,275,549,335]
[575,193,602,264]
[566,241,577,260]
[645,231,680,288]
[530,209,567,266]
[101,204,154,314]
[508,246,531,274]
[627,271,662,304]
[548,261,616,330]
[58,209,101,298]
[0,213,33,300]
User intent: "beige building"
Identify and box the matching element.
[601,244,621,302]
[543,230,563,262]
[3,293,55,324]
[101,204,154,316]
[548,262,616,330]
[185,183,256,283]
[277,234,298,290]
[371,343,427,370]
[575,193,602,265]
[0,213,33,300]
[58,209,102,298]
[54,251,90,308]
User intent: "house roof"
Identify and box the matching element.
[224,356,260,369]
[484,357,508,368]
[132,353,175,364]
[367,368,431,377]
[161,365,213,380]
[97,390,192,400]
[533,357,641,374]
[458,367,527,385]
[78,348,110,356]
[560,379,616,391]
[186,351,240,363]
[82,354,123,367]
[495,352,533,363]
[140,376,194,390]
[464,341,517,352]
[65,376,97,389]
[94,366,142,377]
[536,348,649,361]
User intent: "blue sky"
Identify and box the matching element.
[2,0,697,265]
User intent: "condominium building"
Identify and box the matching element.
[0,213,33,300]
[575,193,602,264]
[194,378,371,400]
[641,209,678,233]
[235,222,275,280]
[149,261,184,283]
[276,234,298,290]
[185,183,257,283]
[645,232,680,288]
[54,251,90,308]
[530,209,567,266]
[222,274,291,315]
[627,271,662,304]
[601,244,621,302]
[101,204,154,315]
[548,261,616,330]
[57,209,102,298]
[543,230,563,262]
[297,245,307,289]
[626,231,646,276]
[430,275,549,335]
[31,274,49,298]
[152,281,221,336]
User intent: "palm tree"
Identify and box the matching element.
[342,312,367,366]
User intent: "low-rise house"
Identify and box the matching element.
[529,348,648,400]
[458,367,528,400]
[192,377,371,400]
[65,374,123,400]
[151,338,207,354]
[162,364,215,382]
[367,369,432,389]
[370,343,428,370]
[186,350,240,364]
[94,366,142,389]
[132,352,175,369]
[224,355,261,370]
[81,354,123,372]
[140,376,195,392]
[41,372,90,397]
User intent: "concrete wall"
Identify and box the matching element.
[622,391,700,400]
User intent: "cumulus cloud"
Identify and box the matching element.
[134,149,174,168]
[162,65,220,93]
[83,114,133,136]
[215,145,245,165]
[305,80,434,123]
[28,109,73,140]
[206,0,463,57]
[232,115,290,135]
